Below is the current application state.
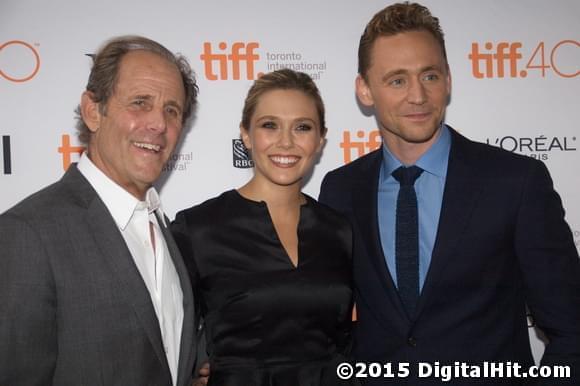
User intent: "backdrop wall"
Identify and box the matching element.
[1,0,579,363]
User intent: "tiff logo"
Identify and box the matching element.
[200,42,260,80]
[340,130,382,164]
[2,135,11,174]
[58,134,85,171]
[468,42,523,78]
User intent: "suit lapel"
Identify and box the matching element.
[352,150,410,323]
[86,199,172,373]
[155,213,195,386]
[63,166,172,377]
[415,129,485,319]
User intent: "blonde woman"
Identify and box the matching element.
[172,69,354,385]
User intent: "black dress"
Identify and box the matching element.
[171,190,354,386]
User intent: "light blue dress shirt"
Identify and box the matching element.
[378,125,451,291]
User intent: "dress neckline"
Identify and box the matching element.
[227,189,311,269]
[229,189,312,208]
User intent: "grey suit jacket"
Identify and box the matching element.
[0,164,197,386]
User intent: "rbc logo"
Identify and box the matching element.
[200,42,260,80]
[232,139,253,168]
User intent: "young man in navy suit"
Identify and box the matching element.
[319,3,580,385]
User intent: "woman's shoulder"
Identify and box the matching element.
[304,193,351,230]
[173,189,238,225]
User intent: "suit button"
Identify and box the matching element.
[407,337,417,347]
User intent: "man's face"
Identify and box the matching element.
[356,30,451,156]
[82,50,185,199]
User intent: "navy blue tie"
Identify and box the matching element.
[392,165,423,317]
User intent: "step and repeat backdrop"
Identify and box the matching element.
[1,0,579,363]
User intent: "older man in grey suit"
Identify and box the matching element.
[0,36,199,386]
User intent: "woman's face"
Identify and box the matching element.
[241,89,324,189]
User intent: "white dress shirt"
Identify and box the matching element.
[77,152,183,385]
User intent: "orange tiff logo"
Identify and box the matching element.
[0,40,41,82]
[340,129,382,164]
[200,42,260,80]
[58,134,85,171]
[469,40,579,79]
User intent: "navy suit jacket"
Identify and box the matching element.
[319,128,580,385]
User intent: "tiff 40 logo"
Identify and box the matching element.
[0,40,41,82]
[468,39,579,78]
[200,42,261,80]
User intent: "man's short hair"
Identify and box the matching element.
[75,35,198,145]
[358,2,447,80]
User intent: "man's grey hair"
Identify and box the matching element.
[75,35,198,145]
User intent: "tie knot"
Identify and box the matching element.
[392,165,423,187]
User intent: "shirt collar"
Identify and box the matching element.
[77,152,166,229]
[145,186,166,226]
[381,124,451,181]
